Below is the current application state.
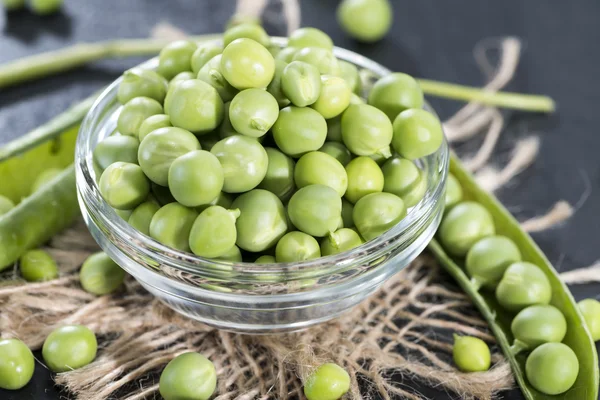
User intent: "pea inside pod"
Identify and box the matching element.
[525,343,579,395]
[495,262,552,312]
[510,305,567,354]
[465,235,522,290]
[438,201,495,257]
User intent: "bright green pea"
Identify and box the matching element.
[191,42,223,75]
[31,167,62,192]
[275,231,321,262]
[525,343,579,395]
[353,192,406,241]
[168,150,224,207]
[344,156,384,204]
[221,38,275,89]
[229,89,279,137]
[169,71,196,91]
[392,108,443,160]
[255,255,276,263]
[197,54,239,103]
[149,203,198,252]
[401,170,427,207]
[195,192,234,213]
[311,75,352,119]
[0,338,34,390]
[232,189,288,252]
[367,72,423,121]
[304,363,350,400]
[211,135,269,193]
[337,0,393,43]
[93,135,140,171]
[438,201,495,257]
[189,206,240,258]
[349,93,365,104]
[159,352,217,400]
[320,228,363,256]
[338,60,361,94]
[225,13,261,30]
[267,59,291,108]
[341,104,392,157]
[224,22,270,47]
[99,162,150,210]
[138,126,201,186]
[272,106,327,157]
[276,46,299,63]
[80,252,126,295]
[0,195,15,216]
[138,114,172,142]
[215,245,242,262]
[465,235,522,290]
[495,262,552,312]
[341,199,354,228]
[114,208,133,221]
[157,40,197,80]
[42,325,97,373]
[281,61,322,107]
[293,47,341,75]
[117,96,163,137]
[319,142,352,166]
[20,249,58,282]
[326,115,343,143]
[452,334,491,372]
[445,173,463,210]
[288,27,333,50]
[510,305,567,354]
[295,151,348,197]
[258,147,296,201]
[151,182,176,206]
[382,156,421,198]
[29,0,62,15]
[117,67,168,105]
[128,201,160,236]
[288,184,342,237]
[578,298,600,341]
[164,79,224,135]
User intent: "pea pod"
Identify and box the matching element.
[429,154,599,400]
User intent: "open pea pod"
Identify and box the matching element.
[429,154,599,400]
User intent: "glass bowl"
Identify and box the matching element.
[75,37,449,333]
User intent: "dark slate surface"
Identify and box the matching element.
[1,0,599,399]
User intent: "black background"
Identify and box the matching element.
[1,1,599,399]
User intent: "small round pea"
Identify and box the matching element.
[342,104,393,157]
[338,60,361,95]
[138,127,201,186]
[117,67,168,105]
[138,114,172,142]
[438,201,495,257]
[452,334,491,372]
[20,249,58,282]
[29,0,62,15]
[353,192,406,241]
[295,151,348,197]
[149,203,199,252]
[0,338,34,390]
[382,156,421,199]
[344,156,384,204]
[31,167,62,192]
[510,305,567,354]
[401,170,427,208]
[445,173,463,210]
[349,93,365,104]
[168,150,224,207]
[267,59,291,108]
[495,262,552,312]
[42,325,97,373]
[189,206,240,258]
[326,115,343,143]
[128,200,160,236]
[320,228,363,256]
[215,245,242,262]
[311,75,352,119]
[276,46,299,63]
[288,27,333,50]
[0,195,15,216]
[80,252,126,295]
[465,235,522,290]
[232,189,288,252]
[229,89,279,137]
[157,40,197,80]
[272,106,327,157]
[191,42,223,75]
[115,208,133,221]
[288,184,342,237]
[197,54,239,103]
[392,108,443,160]
[151,182,176,206]
[293,47,341,75]
[255,255,276,263]
[341,199,354,228]
[304,363,350,400]
[367,72,423,121]
[224,22,270,47]
[525,343,579,395]
[578,298,600,341]
[159,352,217,400]
[221,38,275,89]
[93,135,139,171]
[319,142,352,166]
[337,0,393,42]
[281,61,322,107]
[258,147,296,201]
[169,71,196,91]
[117,96,163,137]
[211,135,269,193]
[275,231,321,262]
[99,162,150,210]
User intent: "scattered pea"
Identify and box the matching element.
[0,338,34,390]
[20,249,58,282]
[304,363,350,400]
[80,252,125,295]
[42,325,97,373]
[452,334,491,372]
[159,352,217,400]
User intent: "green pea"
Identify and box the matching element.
[341,104,392,157]
[31,167,62,192]
[0,338,34,390]
[525,343,579,395]
[93,135,140,171]
[295,151,348,197]
[326,115,343,142]
[304,363,350,400]
[159,352,217,400]
[275,231,321,262]
[99,162,150,210]
[224,22,270,47]
[510,305,567,354]
[164,79,224,135]
[438,201,495,257]
[392,108,443,160]
[117,96,163,137]
[0,195,15,216]
[465,235,522,290]
[281,61,321,107]
[445,173,463,210]
[401,170,427,207]
[272,106,327,157]
[337,0,393,42]
[114,208,133,221]
[20,249,58,282]
[188,206,240,258]
[319,142,352,166]
[117,67,168,105]
[288,27,333,50]
[151,182,176,206]
[211,135,269,193]
[267,59,291,108]
[221,38,275,89]
[367,72,423,121]
[191,42,223,75]
[311,75,352,120]
[382,156,421,199]
[138,126,201,186]
[341,199,354,228]
[495,262,552,312]
[29,0,62,15]
[338,60,361,95]
[42,325,97,373]
[268,44,281,58]
[353,192,406,241]
[168,150,224,207]
[276,46,299,63]
[229,89,279,137]
[225,13,261,30]
[215,245,242,262]
[128,201,160,236]
[288,184,342,237]
[149,203,199,252]
[578,298,600,341]
[258,147,296,201]
[320,228,363,256]
[452,334,491,372]
[157,40,197,80]
[196,54,239,103]
[255,255,276,264]
[349,93,365,104]
[344,156,384,204]
[293,47,341,75]
[80,252,126,295]
[195,192,234,213]
[138,114,172,142]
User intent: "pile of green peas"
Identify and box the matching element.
[94,22,444,265]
